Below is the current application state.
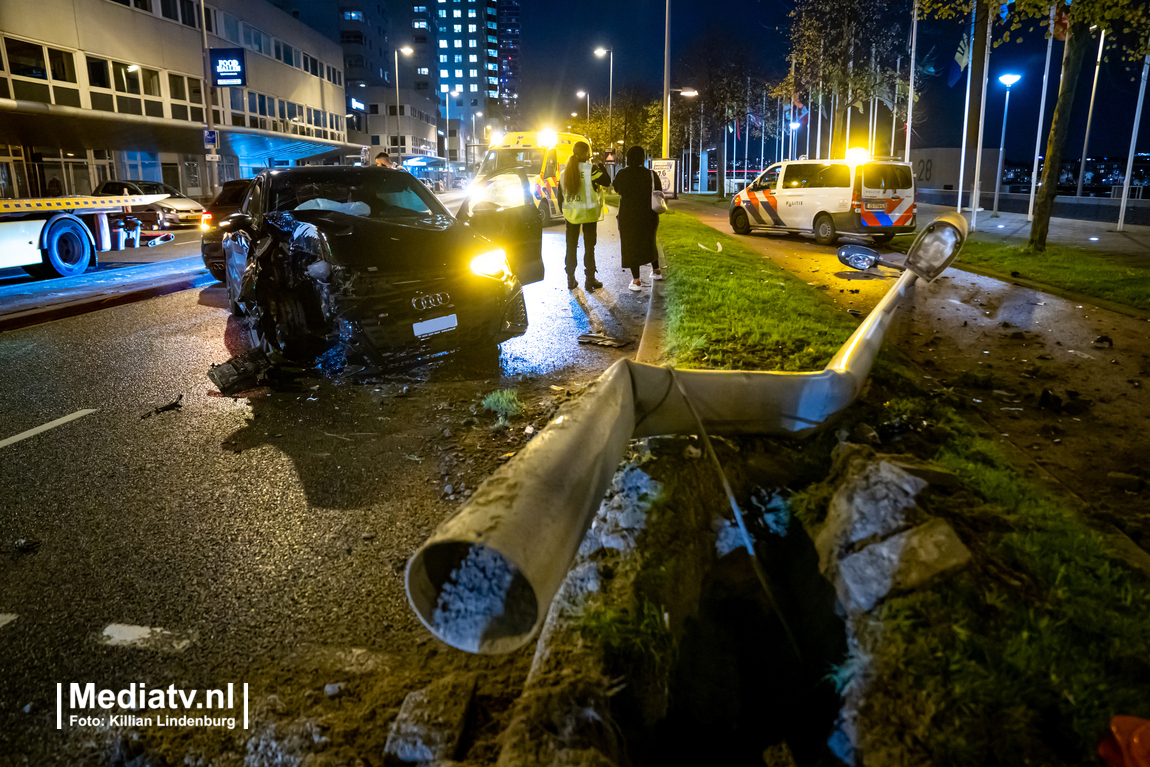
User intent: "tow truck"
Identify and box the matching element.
[0,194,177,279]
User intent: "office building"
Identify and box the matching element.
[434,0,503,166]
[0,0,361,200]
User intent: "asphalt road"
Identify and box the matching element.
[0,212,648,763]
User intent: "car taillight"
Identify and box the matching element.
[200,212,212,231]
[851,189,861,213]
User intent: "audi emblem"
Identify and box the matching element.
[412,292,450,311]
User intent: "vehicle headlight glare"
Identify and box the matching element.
[470,249,508,278]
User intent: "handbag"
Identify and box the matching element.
[651,170,667,214]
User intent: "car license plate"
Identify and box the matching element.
[413,314,457,338]
[865,201,886,211]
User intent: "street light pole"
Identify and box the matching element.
[661,0,671,158]
[992,74,1019,216]
[445,88,459,182]
[1076,28,1105,200]
[969,9,993,232]
[198,0,217,197]
[595,47,613,146]
[1118,50,1149,232]
[394,47,412,165]
[904,0,918,162]
[576,90,589,123]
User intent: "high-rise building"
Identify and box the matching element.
[434,0,504,166]
[272,0,443,174]
[496,0,519,129]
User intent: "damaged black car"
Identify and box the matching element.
[209,166,543,392]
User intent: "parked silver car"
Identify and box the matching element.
[93,180,205,228]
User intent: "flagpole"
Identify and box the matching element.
[891,55,900,156]
[807,86,812,159]
[869,44,876,154]
[904,0,918,161]
[1029,5,1056,221]
[745,77,750,183]
[1075,29,1105,200]
[816,81,823,159]
[761,87,766,171]
[1118,48,1149,232]
[845,35,854,150]
[970,8,993,231]
[957,5,975,213]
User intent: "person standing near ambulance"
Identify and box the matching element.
[557,141,607,290]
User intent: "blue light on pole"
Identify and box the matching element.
[993,74,1021,215]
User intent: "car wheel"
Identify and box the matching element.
[40,218,93,278]
[539,199,553,228]
[814,214,838,246]
[731,208,751,235]
[224,249,244,316]
[871,233,894,244]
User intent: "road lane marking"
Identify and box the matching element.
[0,614,17,629]
[99,624,195,653]
[0,409,98,449]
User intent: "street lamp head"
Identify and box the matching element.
[576,91,586,98]
[476,111,482,117]
[450,90,460,97]
[790,121,801,129]
[999,74,1021,87]
[571,112,578,117]
[680,89,699,97]
[400,47,414,55]
[594,48,608,57]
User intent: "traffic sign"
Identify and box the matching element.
[204,129,218,149]
[205,154,221,162]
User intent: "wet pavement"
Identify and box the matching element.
[0,208,649,763]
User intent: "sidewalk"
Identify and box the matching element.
[0,256,214,332]
[919,202,1150,256]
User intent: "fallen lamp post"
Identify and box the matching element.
[407,215,970,654]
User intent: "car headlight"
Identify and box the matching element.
[470,249,509,278]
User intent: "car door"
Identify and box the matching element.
[461,167,544,284]
[777,163,818,230]
[220,176,263,311]
[742,164,783,229]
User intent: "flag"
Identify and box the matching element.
[947,32,969,88]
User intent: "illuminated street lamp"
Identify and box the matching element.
[595,47,613,145]
[444,88,460,177]
[576,90,590,122]
[394,46,414,165]
[992,74,1020,216]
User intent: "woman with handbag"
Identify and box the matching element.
[556,141,608,290]
[612,145,664,292]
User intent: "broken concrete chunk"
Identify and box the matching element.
[889,460,964,489]
[383,672,478,764]
[835,518,972,613]
[815,459,928,574]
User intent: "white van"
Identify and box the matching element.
[729,159,916,245]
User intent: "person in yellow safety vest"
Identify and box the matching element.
[556,141,608,291]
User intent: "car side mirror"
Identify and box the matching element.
[838,244,880,271]
[219,212,253,231]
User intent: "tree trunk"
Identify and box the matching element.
[1029,19,1091,251]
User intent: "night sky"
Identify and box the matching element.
[518,0,1150,164]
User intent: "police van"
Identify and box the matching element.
[729,155,915,245]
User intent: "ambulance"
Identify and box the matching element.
[472,130,592,227]
[729,152,916,246]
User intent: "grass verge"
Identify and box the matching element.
[658,211,1150,764]
[677,192,732,209]
[893,237,1150,312]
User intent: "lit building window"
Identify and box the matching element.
[343,10,363,20]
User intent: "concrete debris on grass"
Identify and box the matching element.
[384,672,478,764]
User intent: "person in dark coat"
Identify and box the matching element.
[612,145,663,292]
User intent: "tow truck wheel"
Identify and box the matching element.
[814,214,838,246]
[871,233,894,244]
[731,208,751,235]
[41,218,93,278]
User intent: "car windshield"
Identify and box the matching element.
[478,148,544,177]
[133,182,186,198]
[862,164,913,192]
[213,182,249,206]
[267,169,449,220]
